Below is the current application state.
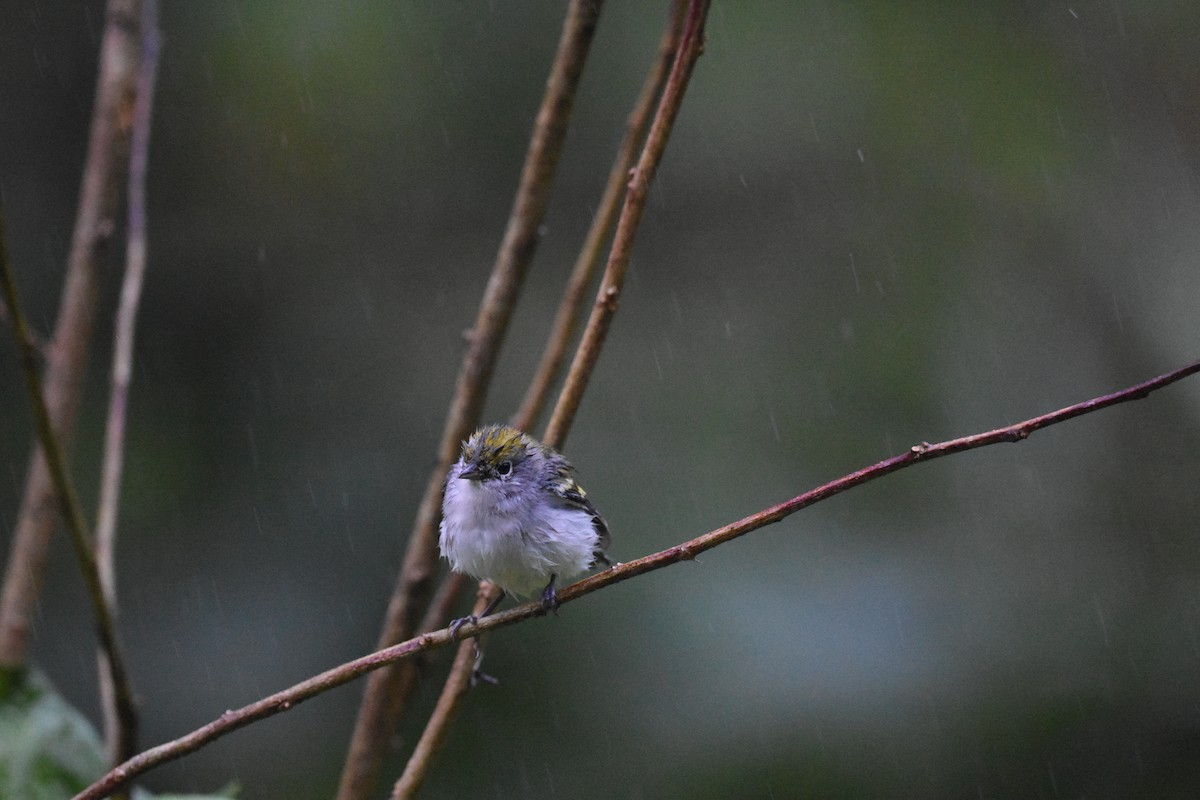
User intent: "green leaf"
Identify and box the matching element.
[0,668,106,800]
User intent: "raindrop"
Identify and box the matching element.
[247,424,259,469]
[1094,595,1110,647]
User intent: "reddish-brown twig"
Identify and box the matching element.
[0,0,142,673]
[75,359,1200,800]
[336,3,606,797]
[394,1,701,794]
[0,215,137,782]
[390,582,501,800]
[514,0,689,433]
[388,4,700,796]
[94,0,160,766]
[542,0,710,447]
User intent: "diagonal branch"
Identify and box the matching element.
[394,2,700,794]
[0,213,138,768]
[74,358,1200,800]
[0,299,49,357]
[0,0,143,671]
[389,582,500,800]
[95,0,160,766]
[543,0,711,448]
[513,0,690,433]
[336,2,606,797]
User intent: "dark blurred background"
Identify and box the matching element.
[2,1,1200,797]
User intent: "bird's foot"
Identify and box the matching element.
[450,614,478,639]
[450,588,506,639]
[540,575,560,616]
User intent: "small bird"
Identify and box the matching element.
[439,425,611,627]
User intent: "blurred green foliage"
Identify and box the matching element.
[0,669,105,800]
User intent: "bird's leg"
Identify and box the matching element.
[540,574,559,615]
[450,590,506,639]
[479,590,504,618]
[449,615,474,639]
[470,639,499,687]
[593,550,612,568]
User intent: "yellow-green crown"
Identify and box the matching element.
[462,425,532,466]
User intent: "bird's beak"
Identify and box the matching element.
[458,464,485,481]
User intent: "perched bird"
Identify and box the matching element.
[439,425,611,626]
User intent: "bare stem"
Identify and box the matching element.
[0,212,138,769]
[394,3,696,793]
[74,358,1200,800]
[0,0,142,670]
[336,3,605,797]
[97,0,159,621]
[513,0,688,433]
[418,572,471,644]
[352,573,475,768]
[0,299,48,356]
[543,0,711,448]
[94,0,159,767]
[390,583,501,800]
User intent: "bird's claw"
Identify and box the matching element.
[471,668,500,687]
[450,614,477,639]
[470,639,498,687]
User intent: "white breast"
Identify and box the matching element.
[440,477,600,597]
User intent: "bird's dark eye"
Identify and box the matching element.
[496,461,513,477]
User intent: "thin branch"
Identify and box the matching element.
[352,572,475,768]
[336,3,605,797]
[390,583,500,800]
[96,0,159,766]
[0,213,138,766]
[543,0,710,447]
[394,3,696,792]
[76,359,1200,800]
[97,0,158,618]
[418,572,471,645]
[513,0,688,433]
[0,0,142,670]
[0,299,48,357]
